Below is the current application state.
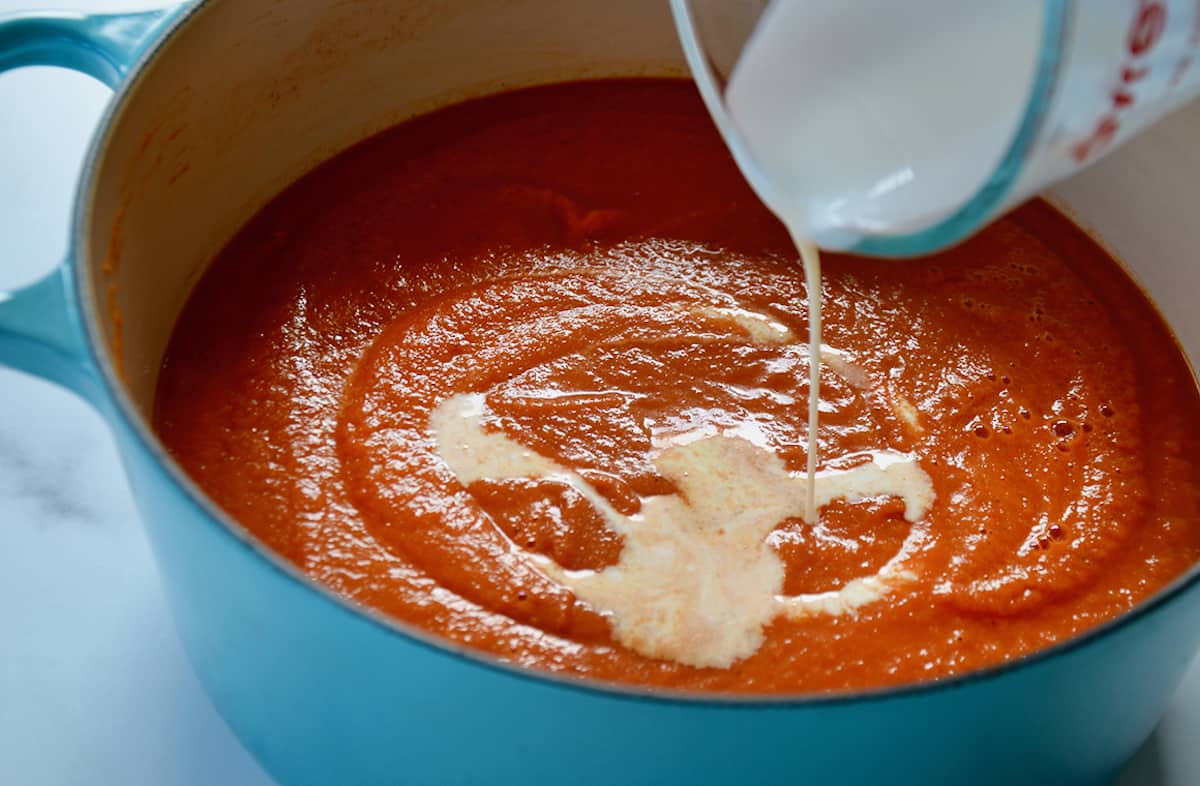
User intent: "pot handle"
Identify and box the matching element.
[0,6,181,401]
[0,7,178,87]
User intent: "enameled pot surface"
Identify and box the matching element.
[2,2,1200,784]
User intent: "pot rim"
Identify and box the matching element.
[71,0,1200,709]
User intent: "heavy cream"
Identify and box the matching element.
[797,235,822,523]
[431,389,934,669]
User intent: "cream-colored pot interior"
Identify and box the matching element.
[84,0,1199,425]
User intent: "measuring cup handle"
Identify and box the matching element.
[0,6,183,403]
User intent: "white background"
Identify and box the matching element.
[0,1,1197,783]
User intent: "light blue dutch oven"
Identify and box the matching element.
[3,2,1200,784]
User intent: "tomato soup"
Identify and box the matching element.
[154,79,1200,693]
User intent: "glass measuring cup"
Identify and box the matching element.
[672,0,1200,256]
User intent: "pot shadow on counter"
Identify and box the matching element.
[1117,732,1167,786]
[1114,653,1200,786]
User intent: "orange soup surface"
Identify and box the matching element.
[155,79,1200,693]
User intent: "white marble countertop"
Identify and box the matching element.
[1,2,1198,784]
